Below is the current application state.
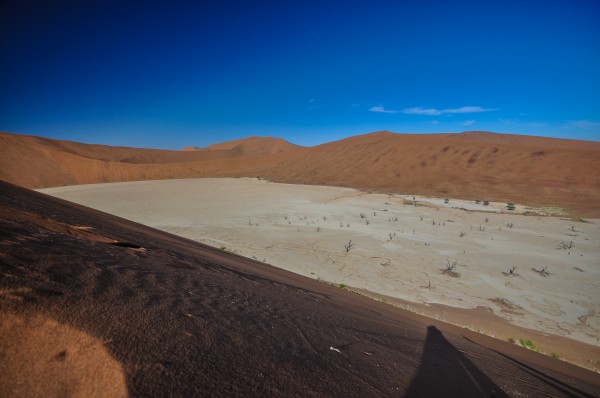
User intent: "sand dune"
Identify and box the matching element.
[2,181,599,396]
[1,130,599,217]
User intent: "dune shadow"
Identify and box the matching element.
[405,326,508,397]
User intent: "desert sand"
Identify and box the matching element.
[40,178,600,368]
[2,181,600,396]
[3,130,600,217]
[3,130,600,395]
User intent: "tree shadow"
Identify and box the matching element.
[405,326,508,397]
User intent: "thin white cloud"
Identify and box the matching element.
[402,107,442,115]
[369,105,399,114]
[431,120,439,125]
[462,120,476,126]
[405,106,495,115]
[569,120,600,129]
[370,105,495,116]
[445,106,494,114]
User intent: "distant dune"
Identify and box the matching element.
[1,130,599,217]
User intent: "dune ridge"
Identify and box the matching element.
[1,130,599,216]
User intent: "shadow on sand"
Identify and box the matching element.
[405,326,508,397]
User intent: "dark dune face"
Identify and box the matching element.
[1,181,599,397]
[1,130,599,217]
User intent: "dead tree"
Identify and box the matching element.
[556,241,574,250]
[344,240,355,253]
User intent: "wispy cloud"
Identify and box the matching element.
[369,105,399,114]
[402,107,441,115]
[371,105,495,116]
[443,106,494,114]
[403,106,495,115]
[568,120,600,129]
[462,120,476,126]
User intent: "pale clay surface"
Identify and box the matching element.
[40,178,600,346]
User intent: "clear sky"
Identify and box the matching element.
[1,0,599,149]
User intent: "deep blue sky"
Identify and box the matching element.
[1,0,599,149]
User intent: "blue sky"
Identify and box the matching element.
[1,0,599,149]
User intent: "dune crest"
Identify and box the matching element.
[1,130,599,217]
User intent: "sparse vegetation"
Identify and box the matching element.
[532,265,551,277]
[344,240,355,253]
[519,339,539,352]
[459,231,466,237]
[444,260,457,272]
[507,337,515,344]
[360,213,366,219]
[557,240,574,250]
[551,352,560,360]
[507,202,515,211]
[441,260,461,277]
[444,198,449,204]
[506,222,514,229]
[483,200,489,206]
[339,283,347,289]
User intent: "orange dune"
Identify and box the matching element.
[1,130,599,217]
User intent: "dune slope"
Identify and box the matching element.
[1,130,599,216]
[1,181,599,396]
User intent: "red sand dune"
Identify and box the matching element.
[1,181,599,396]
[1,130,599,217]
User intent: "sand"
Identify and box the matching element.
[4,130,600,217]
[0,313,128,398]
[0,182,600,397]
[40,178,600,356]
[3,180,600,396]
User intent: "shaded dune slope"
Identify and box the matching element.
[1,181,599,396]
[1,130,599,216]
